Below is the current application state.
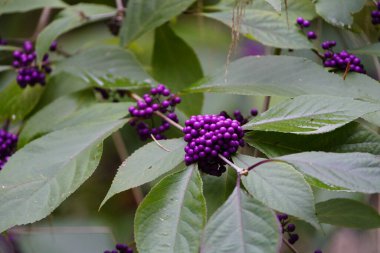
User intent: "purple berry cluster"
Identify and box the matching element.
[104,243,133,253]
[322,41,366,74]
[12,40,56,88]
[219,108,258,125]
[371,1,380,25]
[183,114,245,176]
[94,87,127,102]
[296,17,317,40]
[277,213,299,245]
[128,84,181,141]
[0,129,18,171]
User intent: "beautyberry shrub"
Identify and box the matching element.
[104,243,133,253]
[0,129,18,171]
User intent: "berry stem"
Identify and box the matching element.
[244,159,287,174]
[282,237,299,253]
[218,154,243,173]
[32,8,52,41]
[112,130,144,205]
[115,0,124,12]
[150,134,171,152]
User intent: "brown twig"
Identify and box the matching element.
[112,131,144,205]
[32,8,52,41]
[342,61,350,80]
[150,134,171,152]
[282,237,299,253]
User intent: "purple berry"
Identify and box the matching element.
[307,31,317,40]
[296,17,304,26]
[302,20,311,27]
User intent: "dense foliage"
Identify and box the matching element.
[0,0,380,252]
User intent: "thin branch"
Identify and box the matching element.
[218,154,243,173]
[262,96,271,112]
[150,134,171,152]
[282,237,299,253]
[115,0,124,12]
[32,8,52,41]
[112,131,144,205]
[342,61,350,80]
[311,48,325,60]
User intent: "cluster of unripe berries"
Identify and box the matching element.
[296,17,317,40]
[104,243,133,253]
[321,41,366,74]
[371,1,380,25]
[0,129,18,171]
[12,40,56,88]
[183,114,245,176]
[277,213,322,253]
[128,84,181,141]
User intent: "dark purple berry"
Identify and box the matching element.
[286,223,296,232]
[0,129,18,171]
[296,17,304,26]
[49,41,57,51]
[288,234,299,245]
[250,108,258,116]
[314,250,322,253]
[307,31,317,40]
[302,20,311,27]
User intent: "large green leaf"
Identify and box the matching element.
[0,0,67,15]
[350,43,380,57]
[200,186,281,253]
[36,4,116,61]
[316,198,380,229]
[152,23,204,116]
[243,95,380,134]
[19,91,132,147]
[135,166,206,253]
[187,56,380,103]
[204,10,312,49]
[101,138,186,207]
[315,0,366,27]
[54,46,152,88]
[265,0,281,12]
[0,82,44,122]
[0,119,127,233]
[245,122,380,157]
[280,152,380,193]
[235,154,319,228]
[120,0,195,46]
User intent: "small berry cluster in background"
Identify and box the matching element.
[0,129,18,171]
[94,87,127,102]
[0,37,7,45]
[277,213,323,253]
[277,213,299,245]
[321,41,366,74]
[371,1,380,25]
[12,40,56,88]
[128,84,181,141]
[183,114,245,176]
[219,108,258,125]
[296,17,317,40]
[104,243,133,253]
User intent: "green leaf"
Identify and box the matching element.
[265,0,281,12]
[280,152,380,193]
[188,56,380,104]
[316,198,380,229]
[235,154,319,228]
[152,23,204,116]
[350,42,380,57]
[245,122,380,157]
[101,138,186,207]
[0,0,67,15]
[19,91,133,147]
[0,119,127,233]
[200,186,281,253]
[315,0,366,27]
[0,82,44,122]
[120,0,195,46]
[53,46,152,88]
[204,10,312,49]
[243,95,380,134]
[36,4,115,61]
[135,166,206,253]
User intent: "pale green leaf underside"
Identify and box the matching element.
[0,0,67,15]
[316,198,380,229]
[350,43,380,57]
[243,95,380,134]
[235,154,319,228]
[200,187,281,253]
[135,167,206,253]
[101,138,187,207]
[0,120,127,233]
[204,10,312,49]
[265,0,281,12]
[315,0,366,27]
[280,152,380,193]
[54,46,153,88]
[188,56,380,104]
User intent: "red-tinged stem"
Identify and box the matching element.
[32,8,52,41]
[283,237,299,253]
